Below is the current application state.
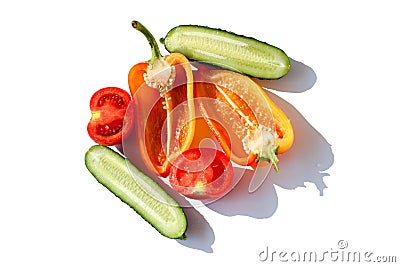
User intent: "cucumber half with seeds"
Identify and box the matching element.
[85,145,187,239]
[161,25,290,79]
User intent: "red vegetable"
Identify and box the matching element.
[87,87,132,146]
[169,148,233,199]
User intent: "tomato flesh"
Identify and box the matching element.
[169,148,233,199]
[87,87,132,146]
[96,119,123,136]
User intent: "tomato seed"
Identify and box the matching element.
[96,119,123,136]
[98,94,126,108]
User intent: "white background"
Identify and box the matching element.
[1,0,399,266]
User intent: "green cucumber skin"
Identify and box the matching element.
[85,145,187,239]
[162,25,290,79]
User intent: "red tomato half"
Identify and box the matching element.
[87,87,132,146]
[169,148,233,199]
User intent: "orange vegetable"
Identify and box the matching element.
[261,90,294,154]
[127,21,195,177]
[194,69,294,171]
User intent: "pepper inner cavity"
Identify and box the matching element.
[144,60,176,97]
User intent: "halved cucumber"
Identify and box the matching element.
[85,145,187,239]
[161,25,290,79]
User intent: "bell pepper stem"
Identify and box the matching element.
[256,146,280,172]
[132,20,162,63]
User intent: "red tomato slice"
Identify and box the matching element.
[87,87,132,146]
[169,148,233,199]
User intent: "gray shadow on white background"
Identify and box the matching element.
[254,58,318,93]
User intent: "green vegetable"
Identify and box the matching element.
[85,145,187,239]
[161,25,290,79]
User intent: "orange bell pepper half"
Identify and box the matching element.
[127,21,195,177]
[193,68,294,172]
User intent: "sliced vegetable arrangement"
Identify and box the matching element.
[84,20,294,239]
